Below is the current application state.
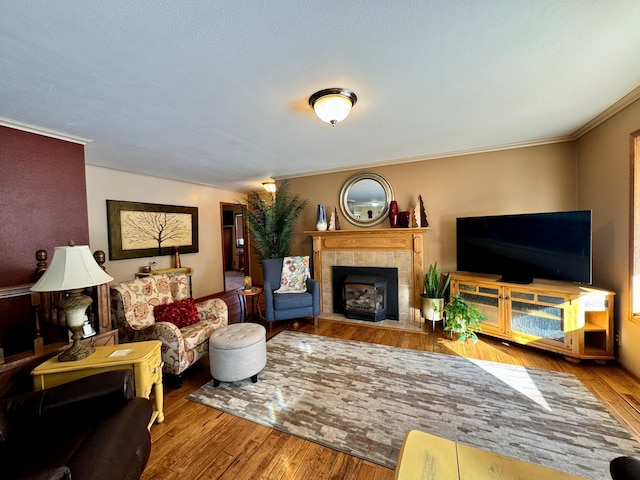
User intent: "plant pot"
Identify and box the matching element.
[421,296,444,321]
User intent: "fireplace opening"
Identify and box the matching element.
[332,266,399,320]
[343,275,387,322]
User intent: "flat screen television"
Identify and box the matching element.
[456,210,592,284]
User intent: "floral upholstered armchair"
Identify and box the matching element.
[111,273,228,387]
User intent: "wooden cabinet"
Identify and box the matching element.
[450,273,614,362]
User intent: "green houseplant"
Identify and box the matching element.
[420,262,451,322]
[443,293,485,343]
[245,180,308,260]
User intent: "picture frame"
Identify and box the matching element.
[107,200,199,260]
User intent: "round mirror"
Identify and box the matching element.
[339,172,394,227]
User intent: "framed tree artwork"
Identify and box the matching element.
[107,200,199,260]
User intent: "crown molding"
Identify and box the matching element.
[571,85,640,139]
[282,85,640,182]
[0,117,92,145]
[281,135,576,181]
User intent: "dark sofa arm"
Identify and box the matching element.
[70,397,152,480]
[611,456,640,479]
[40,369,134,417]
[0,370,134,443]
[22,466,71,480]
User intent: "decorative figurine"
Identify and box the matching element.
[418,194,429,227]
[328,210,336,231]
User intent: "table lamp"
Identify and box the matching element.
[31,242,113,361]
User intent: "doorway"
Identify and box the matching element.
[221,202,247,291]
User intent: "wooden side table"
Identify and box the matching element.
[236,286,263,322]
[31,340,164,427]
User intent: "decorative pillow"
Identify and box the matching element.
[274,256,310,293]
[154,298,199,328]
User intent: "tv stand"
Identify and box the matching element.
[450,272,614,362]
[497,276,532,285]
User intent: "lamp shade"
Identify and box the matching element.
[31,245,113,292]
[309,88,357,125]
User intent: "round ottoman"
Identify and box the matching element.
[209,323,266,387]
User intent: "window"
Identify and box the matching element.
[631,130,640,319]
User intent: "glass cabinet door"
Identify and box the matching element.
[454,281,501,332]
[508,290,568,347]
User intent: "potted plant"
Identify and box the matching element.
[245,180,308,260]
[443,293,485,343]
[420,262,451,323]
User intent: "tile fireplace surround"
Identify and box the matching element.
[306,228,429,330]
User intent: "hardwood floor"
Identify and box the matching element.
[143,290,640,479]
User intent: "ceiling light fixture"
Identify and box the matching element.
[309,88,357,126]
[262,181,276,193]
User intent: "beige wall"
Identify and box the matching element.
[85,166,245,298]
[577,99,640,376]
[286,142,578,275]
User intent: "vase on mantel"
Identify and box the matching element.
[389,200,399,228]
[316,204,327,231]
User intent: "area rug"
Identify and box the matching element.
[189,331,640,479]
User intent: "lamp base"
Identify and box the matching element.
[58,325,95,362]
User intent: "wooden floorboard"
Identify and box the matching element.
[143,289,640,479]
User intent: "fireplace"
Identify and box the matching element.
[307,228,429,326]
[332,266,398,320]
[343,275,387,321]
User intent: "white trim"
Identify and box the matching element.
[572,86,640,138]
[0,117,92,145]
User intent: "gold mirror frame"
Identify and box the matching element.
[339,172,394,227]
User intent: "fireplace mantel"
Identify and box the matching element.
[306,228,429,323]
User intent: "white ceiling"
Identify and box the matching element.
[2,1,640,192]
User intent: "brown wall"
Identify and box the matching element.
[285,142,578,276]
[577,98,640,375]
[0,126,88,354]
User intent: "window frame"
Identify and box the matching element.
[630,129,640,321]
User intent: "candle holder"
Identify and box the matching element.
[243,276,252,290]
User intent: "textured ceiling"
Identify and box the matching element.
[2,1,640,192]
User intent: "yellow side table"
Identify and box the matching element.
[394,430,587,480]
[31,340,164,427]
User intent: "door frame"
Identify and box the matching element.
[220,202,248,291]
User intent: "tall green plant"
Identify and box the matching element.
[423,262,451,298]
[244,180,308,260]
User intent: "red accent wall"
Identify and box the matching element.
[0,125,89,354]
[0,126,89,286]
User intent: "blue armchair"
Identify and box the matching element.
[261,257,320,330]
